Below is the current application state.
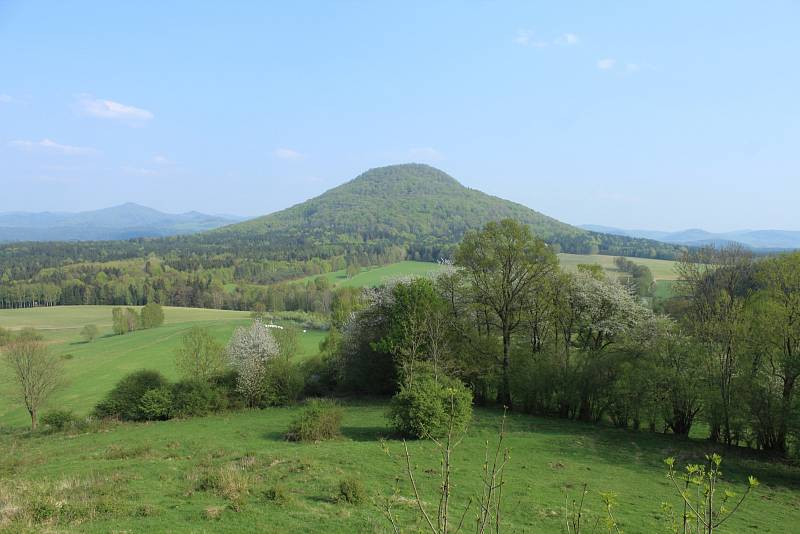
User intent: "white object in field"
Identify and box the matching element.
[303,329,307,333]
[265,324,284,330]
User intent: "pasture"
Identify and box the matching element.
[1,403,798,532]
[0,306,325,427]
[556,254,680,280]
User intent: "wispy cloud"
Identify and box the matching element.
[79,96,154,121]
[597,58,616,70]
[516,30,579,48]
[153,154,173,165]
[9,138,98,156]
[273,148,303,160]
[0,94,12,103]
[409,147,444,161]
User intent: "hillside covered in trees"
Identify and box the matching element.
[0,165,683,310]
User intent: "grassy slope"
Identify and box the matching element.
[1,403,797,533]
[556,254,679,280]
[0,307,325,427]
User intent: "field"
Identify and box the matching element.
[294,261,448,288]
[1,403,798,533]
[0,306,326,427]
[556,254,680,281]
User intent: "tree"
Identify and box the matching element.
[112,307,128,335]
[273,326,299,361]
[174,326,226,381]
[3,341,63,430]
[226,320,280,407]
[455,219,556,406]
[81,324,99,343]
[678,245,754,445]
[346,263,360,279]
[140,302,165,329]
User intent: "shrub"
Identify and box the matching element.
[41,409,79,431]
[140,302,165,329]
[171,379,225,418]
[139,387,173,420]
[285,399,343,442]
[15,327,43,342]
[389,374,473,439]
[300,354,337,397]
[94,370,170,421]
[337,476,366,505]
[263,484,290,504]
[263,359,304,406]
[210,370,247,410]
[80,324,99,343]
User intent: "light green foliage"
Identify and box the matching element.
[40,409,79,431]
[664,454,758,533]
[80,323,99,343]
[140,302,165,329]
[389,374,473,439]
[138,386,173,421]
[337,476,366,505]
[262,358,304,406]
[174,326,226,381]
[15,327,44,342]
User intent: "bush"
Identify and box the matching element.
[41,409,79,431]
[285,399,343,442]
[139,386,173,420]
[263,359,304,406]
[209,370,247,410]
[80,324,99,343]
[263,484,290,504]
[337,476,366,505]
[94,370,170,421]
[16,327,44,342]
[389,374,473,439]
[300,355,337,397]
[140,302,165,329]
[171,379,225,418]
[0,326,11,346]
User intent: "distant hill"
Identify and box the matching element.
[580,224,800,251]
[0,203,244,242]
[210,164,682,259]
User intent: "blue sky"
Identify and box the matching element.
[1,1,798,231]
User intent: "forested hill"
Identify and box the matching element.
[0,164,682,283]
[209,164,681,260]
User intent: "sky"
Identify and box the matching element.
[1,1,799,232]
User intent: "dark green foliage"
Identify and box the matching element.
[300,354,338,397]
[285,399,343,442]
[170,380,225,418]
[209,370,247,410]
[41,409,79,431]
[94,370,170,421]
[140,302,165,329]
[139,387,173,421]
[263,359,304,407]
[389,374,473,439]
[336,477,366,505]
[263,484,290,504]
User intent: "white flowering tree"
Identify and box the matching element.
[226,320,280,407]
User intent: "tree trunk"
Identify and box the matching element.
[498,329,512,408]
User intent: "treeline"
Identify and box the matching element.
[314,221,800,457]
[0,248,403,311]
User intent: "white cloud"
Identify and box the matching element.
[516,30,579,47]
[9,138,97,156]
[558,33,580,46]
[0,94,12,103]
[153,154,173,165]
[273,148,302,160]
[597,58,616,70]
[79,97,153,121]
[409,147,444,161]
[514,30,547,48]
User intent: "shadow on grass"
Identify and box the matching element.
[340,425,388,442]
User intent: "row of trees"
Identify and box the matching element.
[324,220,800,456]
[111,303,164,335]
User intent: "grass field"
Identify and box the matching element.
[0,402,797,533]
[556,254,680,281]
[294,260,448,288]
[0,306,325,427]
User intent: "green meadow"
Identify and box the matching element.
[0,306,325,427]
[1,403,798,533]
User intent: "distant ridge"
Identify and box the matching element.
[580,224,800,251]
[209,164,681,259]
[0,203,245,242]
